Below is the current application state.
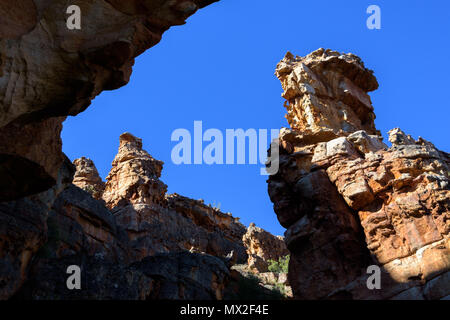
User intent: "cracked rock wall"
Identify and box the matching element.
[268,49,449,300]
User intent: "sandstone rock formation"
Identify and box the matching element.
[12,166,231,300]
[268,48,450,300]
[0,0,224,300]
[3,1,445,300]
[15,251,229,300]
[226,264,292,300]
[7,160,234,300]
[102,132,167,208]
[5,132,248,300]
[133,251,230,300]
[0,0,217,202]
[99,133,248,261]
[0,117,66,201]
[243,223,289,272]
[0,156,75,299]
[72,157,105,200]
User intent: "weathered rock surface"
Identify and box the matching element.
[132,252,230,300]
[0,0,217,201]
[0,117,66,201]
[226,264,292,300]
[72,157,105,200]
[45,184,131,264]
[15,251,229,300]
[243,223,289,272]
[12,180,231,300]
[2,128,290,300]
[268,48,450,300]
[0,0,233,300]
[276,49,380,143]
[0,0,293,301]
[0,156,75,299]
[102,133,248,262]
[0,0,217,126]
[14,254,152,300]
[102,132,167,208]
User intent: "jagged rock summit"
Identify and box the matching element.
[269,48,450,300]
[73,132,249,262]
[243,223,289,273]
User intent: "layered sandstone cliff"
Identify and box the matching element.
[268,48,450,300]
[0,0,217,202]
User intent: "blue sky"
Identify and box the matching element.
[62,0,450,236]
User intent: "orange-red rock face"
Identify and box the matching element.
[276,49,380,142]
[269,49,449,300]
